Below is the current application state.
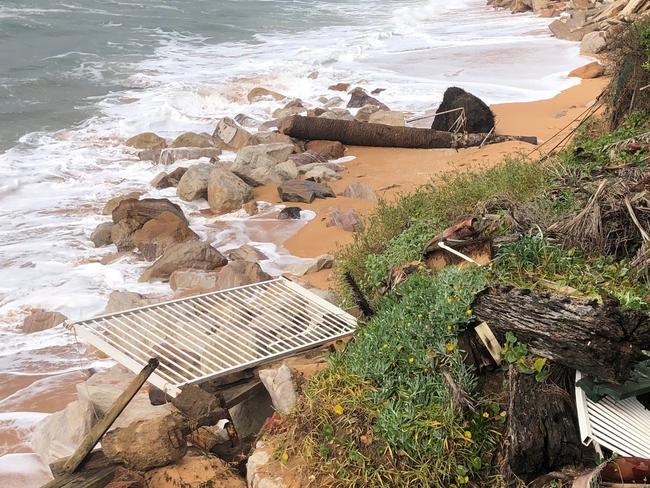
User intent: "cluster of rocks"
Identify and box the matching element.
[490,0,650,57]
[31,358,309,487]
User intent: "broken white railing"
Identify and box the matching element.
[70,278,357,397]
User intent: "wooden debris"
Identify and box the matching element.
[279,115,537,149]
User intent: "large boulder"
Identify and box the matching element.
[110,219,142,252]
[368,110,405,127]
[304,140,345,160]
[146,454,246,488]
[30,400,94,465]
[22,309,67,333]
[105,291,159,314]
[102,413,187,471]
[277,179,335,203]
[176,163,213,201]
[249,160,299,185]
[132,211,199,260]
[230,143,294,181]
[213,117,252,151]
[247,87,285,103]
[224,244,268,262]
[112,198,187,227]
[432,87,495,134]
[102,191,144,215]
[213,261,272,291]
[355,104,382,122]
[207,168,254,213]
[90,222,114,247]
[580,31,607,55]
[347,87,389,110]
[169,269,219,291]
[258,364,298,414]
[152,147,221,165]
[126,132,166,150]
[140,241,227,282]
[569,62,604,79]
[171,132,214,148]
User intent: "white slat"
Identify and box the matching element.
[72,278,357,397]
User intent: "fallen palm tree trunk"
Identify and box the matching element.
[279,115,537,149]
[473,286,650,384]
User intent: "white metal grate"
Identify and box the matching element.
[72,278,357,397]
[575,372,650,458]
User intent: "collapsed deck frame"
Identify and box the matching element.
[71,278,357,397]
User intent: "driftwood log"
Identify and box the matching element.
[473,286,650,384]
[279,115,538,149]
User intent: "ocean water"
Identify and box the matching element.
[0,0,588,484]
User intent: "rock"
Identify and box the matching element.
[132,211,198,260]
[154,147,221,165]
[258,365,297,414]
[105,291,159,314]
[171,132,214,148]
[231,143,295,180]
[569,62,604,79]
[213,117,252,151]
[102,192,143,215]
[188,423,230,451]
[150,167,187,189]
[176,163,214,201]
[341,181,378,202]
[278,207,302,220]
[305,140,345,159]
[90,222,114,247]
[110,219,143,252]
[169,269,220,291]
[22,310,67,333]
[224,244,268,262]
[102,413,187,471]
[322,96,344,109]
[31,400,94,465]
[248,87,285,103]
[347,87,389,110]
[432,87,495,134]
[146,454,246,488]
[105,467,146,488]
[207,168,254,213]
[126,132,166,150]
[368,110,406,127]
[247,441,289,488]
[271,106,305,119]
[234,113,261,128]
[172,385,228,426]
[246,131,294,147]
[318,108,354,121]
[298,162,342,175]
[581,31,607,55]
[269,160,299,183]
[215,261,272,290]
[277,179,335,203]
[549,18,594,42]
[286,255,335,276]
[289,150,327,167]
[329,82,351,92]
[259,119,281,132]
[326,208,363,232]
[140,241,227,282]
[242,200,259,216]
[112,198,187,227]
[304,165,341,182]
[355,104,381,122]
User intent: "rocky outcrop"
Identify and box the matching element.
[207,168,254,213]
[126,132,167,150]
[171,132,214,148]
[146,454,246,488]
[224,244,268,262]
[347,87,389,110]
[432,87,495,134]
[277,179,335,203]
[140,241,227,282]
[132,211,198,260]
[176,163,213,201]
[248,87,285,103]
[304,140,345,160]
[213,117,252,151]
[90,222,114,247]
[22,309,67,333]
[102,413,187,471]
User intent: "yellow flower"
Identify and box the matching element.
[464,431,472,441]
[500,411,507,418]
[408,357,414,364]
[482,412,489,418]
[447,297,453,304]
[447,324,453,332]
[465,309,473,316]
[281,451,289,462]
[383,343,389,349]
[446,343,456,352]
[417,313,423,319]
[333,404,344,415]
[461,475,469,484]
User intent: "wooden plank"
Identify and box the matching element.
[220,380,264,409]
